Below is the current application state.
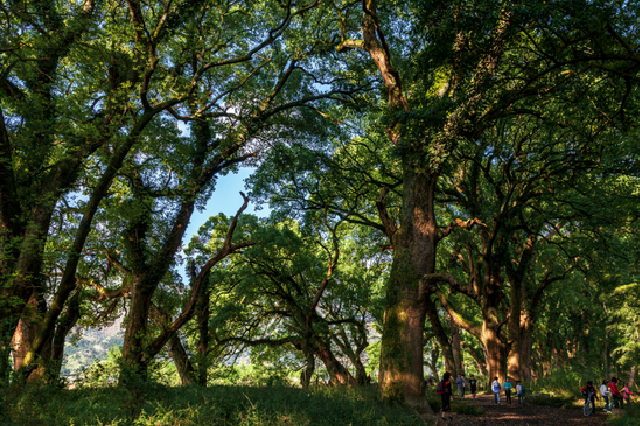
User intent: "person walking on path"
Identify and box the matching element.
[438,372,454,421]
[516,381,525,405]
[621,382,634,405]
[600,380,610,411]
[607,377,623,409]
[504,377,512,404]
[469,375,477,401]
[492,377,502,404]
[462,374,467,397]
[581,381,598,416]
[455,374,466,397]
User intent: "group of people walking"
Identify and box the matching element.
[582,376,634,413]
[453,373,478,399]
[434,372,487,420]
[435,373,634,421]
[491,377,525,405]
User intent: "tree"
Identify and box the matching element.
[201,215,378,387]
[2,0,365,387]
[330,0,639,402]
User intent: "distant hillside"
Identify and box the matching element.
[62,319,124,377]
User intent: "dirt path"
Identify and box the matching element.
[428,394,611,426]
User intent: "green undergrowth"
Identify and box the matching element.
[604,403,640,426]
[425,394,485,416]
[1,384,427,426]
[525,394,583,409]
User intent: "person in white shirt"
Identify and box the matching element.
[492,377,501,404]
[600,380,610,411]
[516,381,525,404]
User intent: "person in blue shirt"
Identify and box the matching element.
[504,377,513,404]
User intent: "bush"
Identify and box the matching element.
[525,394,580,409]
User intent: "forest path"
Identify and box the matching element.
[429,394,609,426]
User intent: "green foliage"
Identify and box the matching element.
[5,386,426,426]
[605,403,640,426]
[525,395,582,410]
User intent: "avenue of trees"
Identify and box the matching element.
[1,0,638,413]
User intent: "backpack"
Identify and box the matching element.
[437,380,446,395]
[493,381,501,392]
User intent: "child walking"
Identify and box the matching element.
[600,380,609,411]
[622,382,634,405]
[516,381,525,405]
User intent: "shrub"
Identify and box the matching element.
[605,402,640,426]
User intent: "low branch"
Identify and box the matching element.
[436,292,482,340]
[439,218,487,240]
[423,272,477,301]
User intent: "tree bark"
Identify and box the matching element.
[379,171,436,404]
[300,351,315,389]
[120,273,154,383]
[195,271,210,386]
[482,325,508,384]
[312,339,357,386]
[425,297,457,377]
[450,316,463,374]
[168,333,195,385]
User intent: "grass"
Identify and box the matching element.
[1,384,429,426]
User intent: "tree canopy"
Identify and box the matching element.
[1,0,637,416]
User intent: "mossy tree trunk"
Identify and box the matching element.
[195,271,211,386]
[379,170,437,404]
[168,333,195,385]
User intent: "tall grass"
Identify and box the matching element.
[2,384,428,426]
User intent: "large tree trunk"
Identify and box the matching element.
[379,171,436,404]
[11,292,51,383]
[120,274,154,383]
[519,318,533,382]
[482,326,508,385]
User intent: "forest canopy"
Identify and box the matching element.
[0,0,637,415]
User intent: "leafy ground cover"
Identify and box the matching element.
[2,385,427,426]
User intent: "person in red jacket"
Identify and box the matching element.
[437,372,454,420]
[607,377,623,409]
